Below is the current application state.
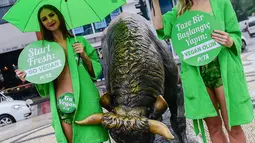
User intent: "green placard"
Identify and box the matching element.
[57,93,76,114]
[18,40,65,84]
[172,11,223,66]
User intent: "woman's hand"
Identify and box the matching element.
[151,0,163,30]
[73,42,85,55]
[15,70,26,82]
[211,30,234,48]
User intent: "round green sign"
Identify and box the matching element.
[18,40,65,84]
[57,93,76,114]
[172,11,223,66]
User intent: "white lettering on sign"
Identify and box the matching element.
[27,53,55,66]
[177,23,211,41]
[59,99,76,107]
[176,21,192,31]
[25,60,62,77]
[197,54,209,63]
[40,73,52,80]
[27,44,55,66]
[181,40,220,60]
[64,96,73,102]
[192,14,204,24]
[185,34,208,46]
[28,44,50,57]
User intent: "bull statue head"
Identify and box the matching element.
[76,13,187,143]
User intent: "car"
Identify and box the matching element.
[0,91,32,127]
[239,20,248,32]
[247,17,255,37]
[241,35,248,51]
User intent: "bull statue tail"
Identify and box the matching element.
[75,112,174,140]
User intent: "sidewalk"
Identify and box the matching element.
[1,113,255,143]
[0,113,114,143]
[242,51,255,106]
[0,113,52,143]
[1,124,55,143]
[0,113,199,143]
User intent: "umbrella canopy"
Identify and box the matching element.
[2,0,126,32]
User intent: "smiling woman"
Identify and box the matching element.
[40,9,60,32]
[37,6,72,42]
[15,4,109,143]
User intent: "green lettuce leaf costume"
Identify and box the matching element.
[156,0,254,142]
[35,36,109,143]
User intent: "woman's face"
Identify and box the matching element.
[40,8,60,32]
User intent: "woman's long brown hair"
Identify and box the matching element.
[176,0,193,16]
[37,5,73,42]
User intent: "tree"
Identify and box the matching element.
[231,0,255,21]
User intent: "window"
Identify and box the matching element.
[93,8,122,33]
[72,24,93,36]
[93,19,107,33]
[73,8,122,36]
[0,6,10,24]
[0,0,17,24]
[248,20,255,27]
[0,0,16,7]
[159,0,174,14]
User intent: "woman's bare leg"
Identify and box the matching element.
[61,122,73,143]
[214,86,246,143]
[204,87,228,143]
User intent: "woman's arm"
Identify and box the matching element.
[151,0,164,30]
[73,42,95,77]
[152,3,178,40]
[73,37,102,80]
[15,69,49,97]
[224,0,242,56]
[211,0,242,56]
[80,52,95,77]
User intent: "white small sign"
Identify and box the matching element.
[110,8,121,20]
[94,19,107,29]
[73,27,84,34]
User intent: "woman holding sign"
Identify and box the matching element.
[151,0,254,143]
[15,5,109,143]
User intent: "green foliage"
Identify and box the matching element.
[231,0,255,21]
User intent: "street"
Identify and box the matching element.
[0,34,254,143]
[241,32,255,103]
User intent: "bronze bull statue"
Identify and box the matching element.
[76,13,188,143]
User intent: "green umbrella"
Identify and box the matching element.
[3,0,126,65]
[2,0,126,32]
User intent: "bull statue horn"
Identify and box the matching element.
[148,119,174,140]
[75,113,102,125]
[76,113,174,140]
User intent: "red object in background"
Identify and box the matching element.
[36,32,42,40]
[41,101,50,114]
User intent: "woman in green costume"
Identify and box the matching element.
[15,5,109,143]
[151,0,254,143]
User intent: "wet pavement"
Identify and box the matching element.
[0,112,52,142]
